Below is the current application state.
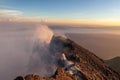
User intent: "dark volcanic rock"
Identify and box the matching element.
[15,36,120,80]
[24,68,78,80]
[14,76,24,80]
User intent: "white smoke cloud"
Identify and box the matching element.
[0,23,59,80]
[27,25,57,77]
[34,25,54,44]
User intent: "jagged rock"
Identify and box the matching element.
[24,68,78,80]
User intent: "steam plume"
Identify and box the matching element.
[27,25,57,77]
[34,25,54,44]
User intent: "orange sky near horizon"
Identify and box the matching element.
[46,19,120,27]
[0,18,120,27]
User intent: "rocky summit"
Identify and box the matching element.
[15,36,120,80]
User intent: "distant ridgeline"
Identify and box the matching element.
[105,56,120,74]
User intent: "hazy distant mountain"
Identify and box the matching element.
[15,36,120,80]
[105,56,120,73]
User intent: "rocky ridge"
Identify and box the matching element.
[15,36,120,80]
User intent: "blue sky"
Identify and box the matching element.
[0,0,120,25]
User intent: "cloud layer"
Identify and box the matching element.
[0,9,44,22]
